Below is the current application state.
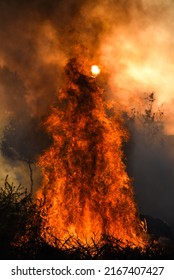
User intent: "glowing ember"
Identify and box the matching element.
[37,58,148,249]
[91,65,100,77]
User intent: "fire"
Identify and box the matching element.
[37,58,147,249]
[91,65,100,77]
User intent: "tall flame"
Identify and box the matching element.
[37,58,147,249]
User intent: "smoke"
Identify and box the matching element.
[0,0,174,227]
[99,0,174,134]
[1,0,174,117]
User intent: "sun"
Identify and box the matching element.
[91,65,100,77]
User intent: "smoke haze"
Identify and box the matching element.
[0,0,174,227]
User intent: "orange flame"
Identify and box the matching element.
[37,58,147,249]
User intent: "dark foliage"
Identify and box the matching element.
[124,92,164,153]
[0,176,46,259]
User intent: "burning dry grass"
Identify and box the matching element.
[0,176,172,259]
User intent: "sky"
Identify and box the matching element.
[0,0,174,228]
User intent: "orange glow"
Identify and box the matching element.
[37,58,148,250]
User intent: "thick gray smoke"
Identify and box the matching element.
[0,0,174,228]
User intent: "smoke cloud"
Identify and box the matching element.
[0,0,174,227]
